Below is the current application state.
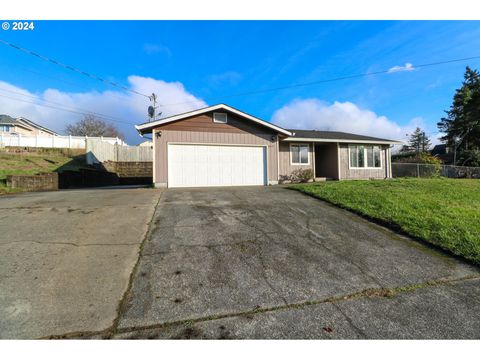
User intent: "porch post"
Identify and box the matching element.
[337,142,341,180]
[389,147,393,178]
[312,142,316,180]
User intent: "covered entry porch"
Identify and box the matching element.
[313,142,340,180]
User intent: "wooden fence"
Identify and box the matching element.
[86,139,153,164]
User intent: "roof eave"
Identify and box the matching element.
[282,137,404,145]
[135,104,292,136]
[16,117,58,135]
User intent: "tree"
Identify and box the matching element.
[65,115,124,139]
[407,127,431,154]
[438,66,480,164]
[458,149,480,167]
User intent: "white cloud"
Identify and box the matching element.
[143,43,172,57]
[0,76,206,144]
[271,98,421,142]
[387,62,415,73]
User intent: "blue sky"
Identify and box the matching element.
[1,20,480,144]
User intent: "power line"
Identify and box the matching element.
[159,55,480,108]
[4,64,136,103]
[4,38,478,109]
[0,86,134,124]
[0,93,136,126]
[0,39,150,99]
[3,37,479,128]
[6,64,93,89]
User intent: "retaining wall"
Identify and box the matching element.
[6,173,59,191]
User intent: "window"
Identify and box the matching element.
[0,125,12,132]
[291,144,309,165]
[213,112,227,123]
[349,145,381,168]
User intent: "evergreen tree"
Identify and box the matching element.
[438,67,480,158]
[408,127,431,153]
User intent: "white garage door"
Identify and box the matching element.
[168,144,267,188]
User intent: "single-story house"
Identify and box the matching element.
[0,114,58,136]
[135,104,402,188]
[431,144,449,156]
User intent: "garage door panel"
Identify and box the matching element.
[168,144,266,188]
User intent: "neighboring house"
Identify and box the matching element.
[135,104,402,188]
[0,114,58,136]
[431,144,449,156]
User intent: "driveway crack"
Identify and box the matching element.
[107,190,165,337]
[0,240,140,247]
[214,207,289,306]
[255,239,289,306]
[304,217,384,288]
[43,274,480,339]
[331,302,367,338]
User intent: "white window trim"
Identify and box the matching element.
[290,143,310,165]
[213,112,228,124]
[348,145,383,169]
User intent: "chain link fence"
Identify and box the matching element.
[392,163,480,179]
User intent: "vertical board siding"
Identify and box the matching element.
[338,144,389,179]
[278,142,314,178]
[155,130,278,184]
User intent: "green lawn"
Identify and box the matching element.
[290,178,480,264]
[0,149,86,194]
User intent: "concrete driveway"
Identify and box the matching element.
[1,186,479,339]
[0,187,162,339]
[114,187,480,339]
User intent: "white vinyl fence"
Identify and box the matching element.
[0,133,125,149]
[86,138,153,164]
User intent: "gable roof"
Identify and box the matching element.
[284,129,403,145]
[135,104,292,136]
[0,114,18,125]
[431,144,448,155]
[0,114,58,135]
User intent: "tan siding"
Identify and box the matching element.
[12,126,33,135]
[154,130,278,185]
[278,142,314,179]
[338,144,390,179]
[158,112,271,134]
[10,125,52,136]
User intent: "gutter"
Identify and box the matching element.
[282,137,404,145]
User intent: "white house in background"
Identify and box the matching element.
[0,114,125,149]
[0,114,58,136]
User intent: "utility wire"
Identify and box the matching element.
[3,38,479,109]
[4,64,135,103]
[0,93,136,126]
[159,55,480,107]
[0,86,134,124]
[0,39,150,99]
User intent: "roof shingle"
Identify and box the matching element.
[287,129,398,143]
